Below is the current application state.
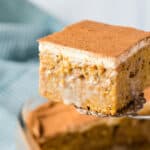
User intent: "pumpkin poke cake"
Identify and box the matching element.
[39,20,150,115]
[24,88,150,150]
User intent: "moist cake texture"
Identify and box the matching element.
[39,20,150,115]
[25,89,150,150]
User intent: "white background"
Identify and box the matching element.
[30,0,150,31]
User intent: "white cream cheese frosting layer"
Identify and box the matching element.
[39,38,150,69]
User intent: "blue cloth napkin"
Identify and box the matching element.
[0,0,64,149]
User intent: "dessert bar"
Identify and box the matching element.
[39,20,150,115]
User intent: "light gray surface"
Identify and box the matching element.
[30,0,150,30]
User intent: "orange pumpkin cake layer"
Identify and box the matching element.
[39,20,150,115]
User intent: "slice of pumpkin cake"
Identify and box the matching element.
[39,20,150,115]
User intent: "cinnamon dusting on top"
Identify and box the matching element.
[39,20,150,57]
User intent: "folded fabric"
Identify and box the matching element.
[0,0,64,149]
[0,106,17,150]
